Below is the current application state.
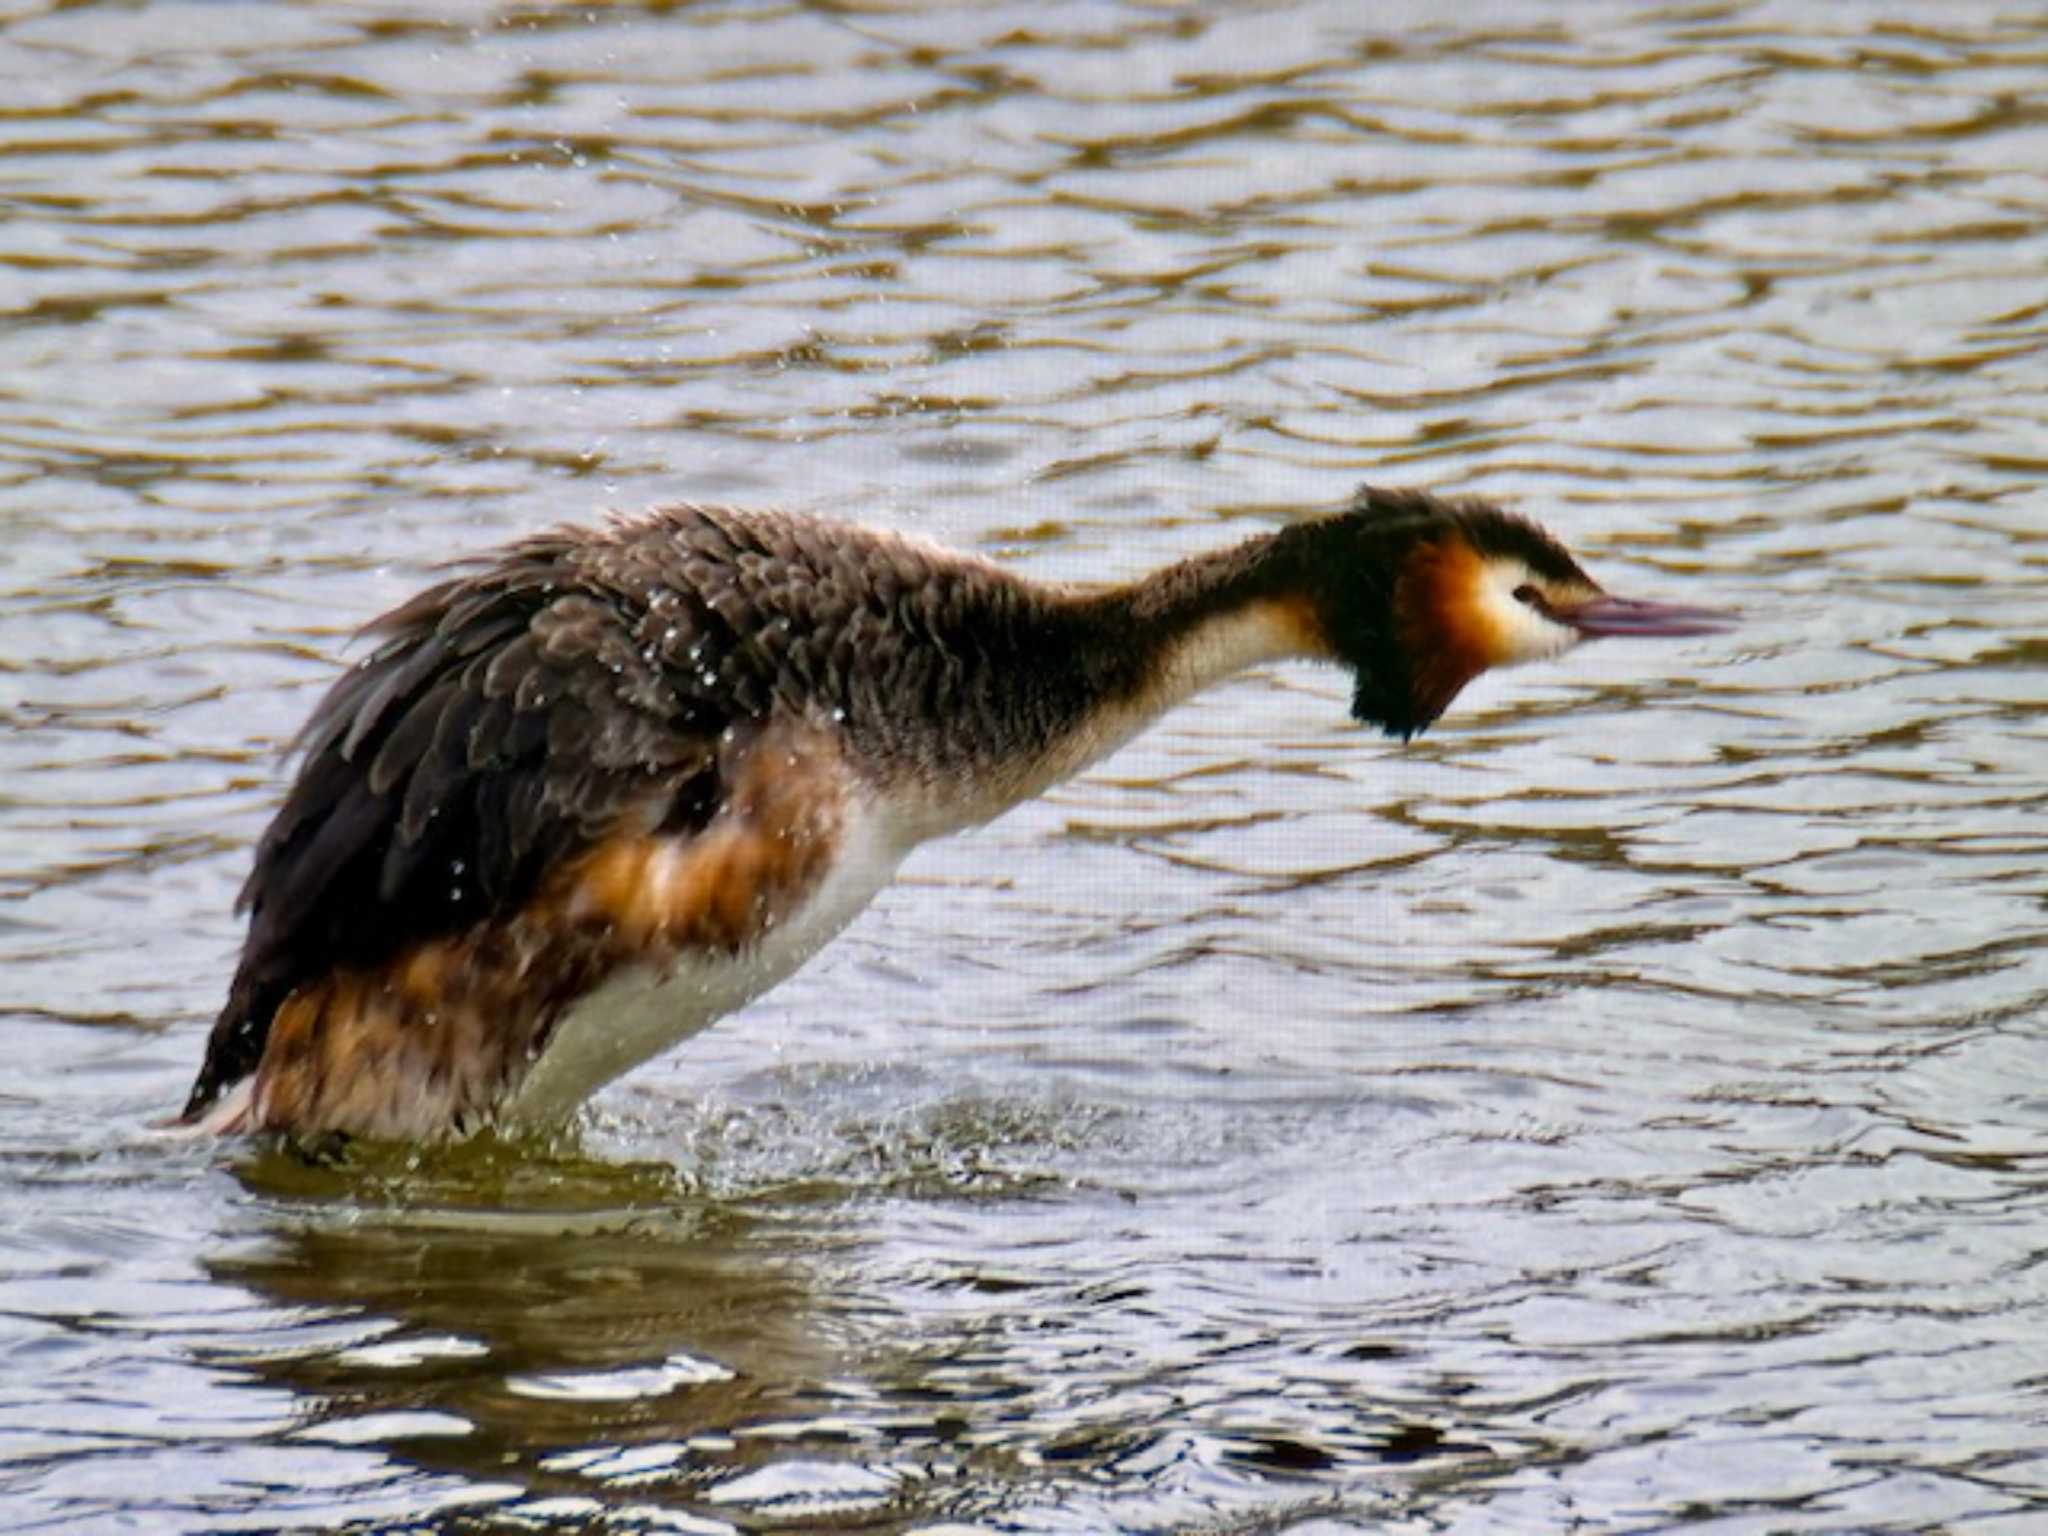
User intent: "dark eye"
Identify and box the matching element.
[1513,583,1542,608]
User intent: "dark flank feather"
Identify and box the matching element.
[186,528,694,1118]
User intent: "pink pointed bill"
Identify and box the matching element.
[1565,595,1736,638]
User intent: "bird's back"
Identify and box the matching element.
[185,505,1070,1134]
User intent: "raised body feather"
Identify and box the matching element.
[184,506,1126,1127]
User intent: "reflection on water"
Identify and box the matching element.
[4,1,2047,1531]
[213,1151,841,1523]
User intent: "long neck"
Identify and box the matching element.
[1080,530,1323,719]
[849,530,1326,830]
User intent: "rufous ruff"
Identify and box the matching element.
[180,486,1730,1141]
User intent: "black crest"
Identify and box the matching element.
[1274,485,1588,738]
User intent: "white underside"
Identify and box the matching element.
[496,801,916,1126]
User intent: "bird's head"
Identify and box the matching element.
[1289,485,1731,739]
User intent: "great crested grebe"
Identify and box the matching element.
[180,485,1729,1141]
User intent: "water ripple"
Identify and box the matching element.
[3,2,2046,1532]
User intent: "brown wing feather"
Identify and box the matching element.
[224,719,851,1139]
[183,526,733,1123]
[186,501,1082,1131]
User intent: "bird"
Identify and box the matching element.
[178,485,1730,1141]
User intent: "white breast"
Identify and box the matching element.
[498,803,914,1125]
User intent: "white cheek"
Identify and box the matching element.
[1480,574,1581,667]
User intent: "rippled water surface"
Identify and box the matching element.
[4,2,2047,1531]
